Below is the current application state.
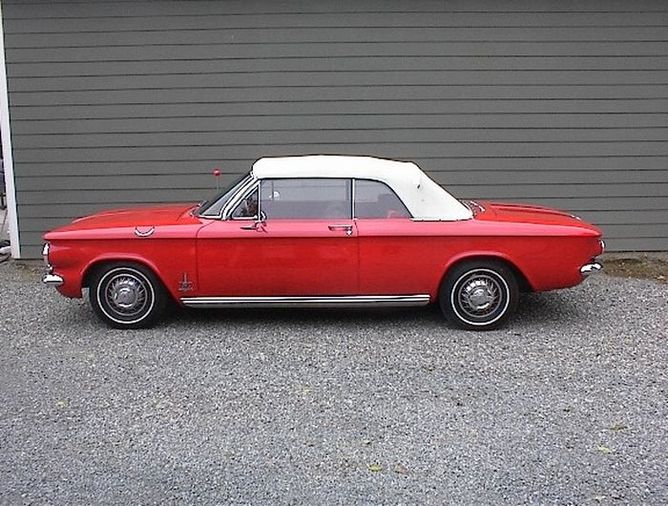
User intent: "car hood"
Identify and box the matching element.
[47,203,198,233]
[474,200,602,233]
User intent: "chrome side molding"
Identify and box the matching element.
[180,294,431,309]
[580,262,603,277]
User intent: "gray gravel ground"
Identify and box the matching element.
[0,262,666,505]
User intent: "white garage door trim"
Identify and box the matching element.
[0,1,20,258]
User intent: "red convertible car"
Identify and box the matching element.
[42,155,603,330]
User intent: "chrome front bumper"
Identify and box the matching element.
[580,262,603,277]
[41,242,63,286]
[42,273,64,286]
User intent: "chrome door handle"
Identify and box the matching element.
[328,224,353,236]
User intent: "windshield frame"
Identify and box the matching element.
[196,171,252,218]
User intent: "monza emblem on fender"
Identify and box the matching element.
[178,272,194,292]
[134,226,155,238]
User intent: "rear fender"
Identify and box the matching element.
[437,251,535,298]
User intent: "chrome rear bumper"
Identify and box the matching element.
[42,273,64,286]
[580,262,603,277]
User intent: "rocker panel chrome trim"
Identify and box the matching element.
[180,294,430,309]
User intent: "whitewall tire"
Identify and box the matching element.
[89,262,167,329]
[439,260,519,330]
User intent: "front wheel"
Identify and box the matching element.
[89,263,167,329]
[439,260,519,330]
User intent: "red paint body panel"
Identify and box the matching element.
[43,200,603,302]
[196,219,358,296]
[356,213,601,297]
[55,204,198,231]
[44,204,203,300]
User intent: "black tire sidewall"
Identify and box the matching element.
[440,260,519,330]
[89,263,166,329]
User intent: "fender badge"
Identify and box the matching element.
[178,272,194,292]
[134,226,155,238]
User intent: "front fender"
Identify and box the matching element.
[47,237,198,301]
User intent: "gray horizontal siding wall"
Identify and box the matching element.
[3,0,667,257]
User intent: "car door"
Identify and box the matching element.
[196,178,358,296]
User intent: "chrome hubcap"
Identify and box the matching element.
[458,274,502,318]
[106,275,147,316]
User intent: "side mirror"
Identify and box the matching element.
[240,211,267,231]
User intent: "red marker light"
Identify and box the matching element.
[213,168,221,177]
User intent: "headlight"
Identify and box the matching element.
[599,239,606,252]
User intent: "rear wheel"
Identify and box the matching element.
[88,262,167,329]
[439,260,519,330]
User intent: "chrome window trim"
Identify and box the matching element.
[227,183,261,221]
[215,176,415,222]
[351,177,355,220]
[198,173,253,219]
[221,177,260,220]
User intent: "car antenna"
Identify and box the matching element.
[212,167,221,191]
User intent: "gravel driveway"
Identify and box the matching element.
[0,262,666,505]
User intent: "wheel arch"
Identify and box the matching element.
[81,255,174,301]
[438,253,534,296]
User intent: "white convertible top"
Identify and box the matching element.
[251,155,472,221]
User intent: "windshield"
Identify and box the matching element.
[197,172,251,217]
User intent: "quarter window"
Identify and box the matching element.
[354,180,411,219]
[260,179,351,219]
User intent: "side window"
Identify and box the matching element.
[354,180,411,219]
[260,179,351,219]
[231,187,258,219]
